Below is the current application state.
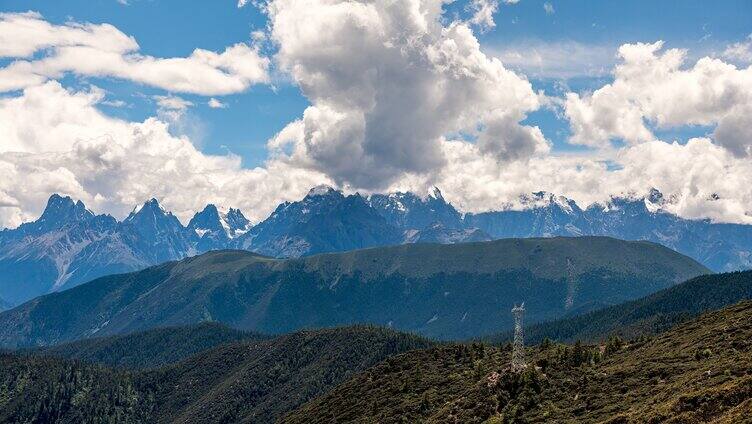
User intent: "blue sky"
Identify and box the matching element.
[3,0,749,166]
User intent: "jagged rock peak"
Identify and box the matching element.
[305,184,342,198]
[224,208,251,231]
[38,194,94,225]
[647,187,663,203]
[427,186,444,200]
[126,198,171,221]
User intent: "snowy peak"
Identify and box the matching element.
[224,208,251,237]
[595,188,672,214]
[187,204,251,239]
[187,204,224,238]
[127,198,166,219]
[518,191,579,214]
[368,188,463,230]
[123,198,183,234]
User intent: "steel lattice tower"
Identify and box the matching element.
[511,303,526,373]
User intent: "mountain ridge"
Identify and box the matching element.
[0,237,707,347]
[1,186,749,305]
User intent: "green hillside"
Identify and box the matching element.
[35,322,266,369]
[282,301,752,423]
[0,237,708,347]
[0,326,432,424]
[0,354,151,424]
[491,270,752,344]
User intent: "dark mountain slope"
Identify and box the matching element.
[0,237,707,346]
[146,326,432,423]
[0,354,152,424]
[0,326,432,424]
[36,322,266,369]
[494,270,752,344]
[282,301,752,423]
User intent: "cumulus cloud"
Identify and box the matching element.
[2,7,752,228]
[388,137,752,224]
[265,0,548,189]
[543,2,554,15]
[564,41,752,157]
[0,81,328,227]
[0,12,270,95]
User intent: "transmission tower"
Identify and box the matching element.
[511,303,526,373]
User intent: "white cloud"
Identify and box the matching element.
[0,12,270,95]
[0,82,328,228]
[388,137,752,224]
[723,34,752,64]
[207,98,228,108]
[154,95,193,111]
[564,41,752,157]
[2,8,751,229]
[543,2,554,15]
[0,11,137,58]
[153,94,194,130]
[238,0,250,8]
[1,80,751,229]
[468,0,499,31]
[266,0,548,189]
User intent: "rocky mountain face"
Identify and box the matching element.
[0,196,247,306]
[234,186,404,257]
[187,204,250,252]
[1,186,750,306]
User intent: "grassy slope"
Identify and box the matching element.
[283,301,752,423]
[0,237,708,346]
[35,322,267,369]
[0,326,433,424]
[491,270,752,344]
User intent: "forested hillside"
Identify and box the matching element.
[35,322,266,369]
[283,302,752,423]
[0,326,432,423]
[0,237,707,347]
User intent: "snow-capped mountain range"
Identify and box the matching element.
[1,186,750,308]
